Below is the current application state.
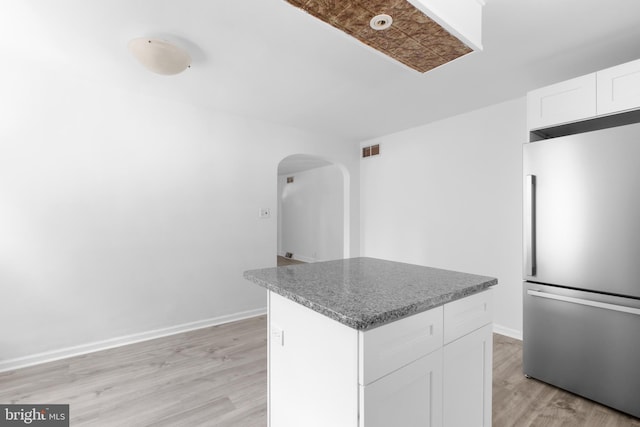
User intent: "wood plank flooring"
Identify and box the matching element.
[492,333,640,427]
[276,256,305,266]
[0,316,267,427]
[1,317,639,426]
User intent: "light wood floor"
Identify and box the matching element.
[0,316,267,427]
[276,256,305,266]
[492,334,640,426]
[2,317,639,426]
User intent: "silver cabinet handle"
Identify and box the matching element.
[524,175,536,276]
[527,290,640,316]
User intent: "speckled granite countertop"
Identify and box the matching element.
[244,257,497,330]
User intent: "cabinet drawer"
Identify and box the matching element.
[527,73,596,130]
[359,306,443,385]
[597,58,640,115]
[444,289,492,344]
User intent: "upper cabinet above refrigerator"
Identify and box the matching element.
[597,59,640,115]
[527,74,596,131]
[527,58,640,132]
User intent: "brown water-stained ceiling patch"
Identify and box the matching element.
[286,0,473,73]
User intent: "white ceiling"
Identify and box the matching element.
[3,0,640,142]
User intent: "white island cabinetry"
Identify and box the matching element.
[245,258,497,427]
[268,288,493,427]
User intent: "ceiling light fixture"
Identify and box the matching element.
[284,0,484,73]
[128,38,191,75]
[370,14,393,31]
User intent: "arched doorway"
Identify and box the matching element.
[277,154,348,265]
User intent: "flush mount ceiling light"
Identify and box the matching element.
[370,14,393,31]
[284,0,484,73]
[128,38,191,75]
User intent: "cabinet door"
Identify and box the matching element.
[360,349,443,427]
[443,324,492,427]
[527,73,596,130]
[597,58,640,115]
[269,292,359,427]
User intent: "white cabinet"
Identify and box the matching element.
[443,324,493,427]
[527,58,640,131]
[597,58,640,115]
[269,292,358,427]
[442,289,493,427]
[268,289,493,427]
[360,349,443,427]
[359,305,443,385]
[527,74,597,130]
[443,287,493,344]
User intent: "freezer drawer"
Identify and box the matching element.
[523,282,640,418]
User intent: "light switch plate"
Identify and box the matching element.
[259,208,271,219]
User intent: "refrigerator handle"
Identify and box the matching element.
[527,290,640,316]
[525,175,536,276]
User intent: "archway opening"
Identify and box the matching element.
[277,154,348,265]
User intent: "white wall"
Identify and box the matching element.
[360,98,524,337]
[0,57,360,365]
[278,165,344,262]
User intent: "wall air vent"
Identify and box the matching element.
[362,144,380,158]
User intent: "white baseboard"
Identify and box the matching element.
[493,324,523,341]
[0,308,267,373]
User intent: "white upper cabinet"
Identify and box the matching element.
[527,58,640,131]
[527,74,597,130]
[597,58,640,115]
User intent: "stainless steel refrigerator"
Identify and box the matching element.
[523,121,640,418]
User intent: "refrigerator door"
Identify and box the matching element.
[523,122,640,298]
[523,282,640,418]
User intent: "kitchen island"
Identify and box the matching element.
[244,257,497,427]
